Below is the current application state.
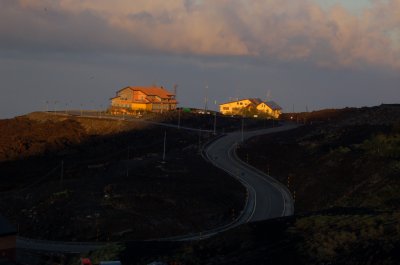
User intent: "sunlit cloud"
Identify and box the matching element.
[1,0,400,69]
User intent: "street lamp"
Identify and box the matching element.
[213,112,217,135]
[54,100,58,114]
[178,108,181,129]
[241,116,244,142]
[162,131,167,162]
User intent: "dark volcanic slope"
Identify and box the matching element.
[239,105,400,212]
[0,112,246,241]
[113,105,400,265]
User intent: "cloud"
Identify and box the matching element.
[1,0,400,69]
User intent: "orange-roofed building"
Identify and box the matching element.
[110,86,178,113]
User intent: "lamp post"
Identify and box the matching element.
[162,131,167,162]
[60,160,64,186]
[99,104,103,118]
[204,84,209,113]
[178,108,181,129]
[213,112,217,135]
[198,128,202,153]
[54,100,58,114]
[241,116,244,142]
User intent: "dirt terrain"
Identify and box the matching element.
[0,112,273,241]
[239,104,400,212]
[115,105,400,265]
[15,106,400,265]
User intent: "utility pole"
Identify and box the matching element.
[178,108,181,129]
[99,104,103,118]
[204,85,209,112]
[198,128,202,153]
[305,105,309,125]
[126,146,130,177]
[241,117,244,142]
[60,160,64,185]
[162,131,167,162]
[291,104,295,121]
[213,112,217,135]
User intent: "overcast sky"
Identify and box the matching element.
[1,0,399,118]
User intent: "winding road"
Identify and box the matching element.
[16,118,298,253]
[204,123,297,223]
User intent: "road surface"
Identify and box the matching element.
[204,123,297,223]
[144,122,298,241]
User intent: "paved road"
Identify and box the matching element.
[17,237,103,254]
[204,123,297,223]
[16,118,298,252]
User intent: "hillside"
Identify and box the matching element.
[238,104,400,212]
[0,112,273,241]
[84,105,400,265]
[6,106,400,264]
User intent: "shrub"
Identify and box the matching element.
[359,134,400,159]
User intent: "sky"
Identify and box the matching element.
[1,0,399,118]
